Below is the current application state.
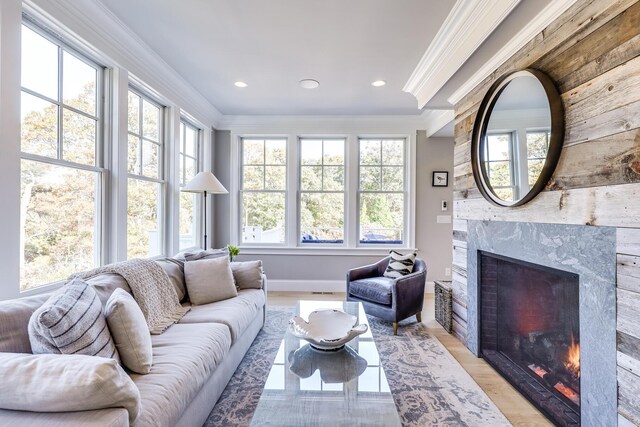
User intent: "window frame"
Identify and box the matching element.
[19,18,107,292]
[178,116,203,250]
[297,137,347,247]
[238,137,289,246]
[126,86,167,258]
[356,138,408,247]
[484,131,518,200]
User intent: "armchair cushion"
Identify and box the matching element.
[348,277,394,306]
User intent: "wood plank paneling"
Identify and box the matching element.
[451,1,640,422]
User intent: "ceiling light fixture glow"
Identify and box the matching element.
[234,81,248,88]
[299,79,320,89]
[371,80,386,87]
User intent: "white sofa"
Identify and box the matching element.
[0,257,267,426]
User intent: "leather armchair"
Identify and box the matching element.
[346,257,427,335]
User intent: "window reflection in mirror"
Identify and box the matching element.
[482,75,551,202]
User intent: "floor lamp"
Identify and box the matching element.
[182,171,228,249]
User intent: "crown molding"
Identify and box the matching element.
[447,0,578,106]
[403,0,521,109]
[422,109,455,137]
[217,114,430,133]
[24,0,223,127]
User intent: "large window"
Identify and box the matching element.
[179,119,201,249]
[127,89,164,258]
[240,138,287,244]
[20,22,103,290]
[299,138,345,244]
[358,139,406,245]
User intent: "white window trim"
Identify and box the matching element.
[230,132,416,254]
[177,116,204,252]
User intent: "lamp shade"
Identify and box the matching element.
[182,171,228,194]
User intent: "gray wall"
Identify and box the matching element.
[213,129,454,285]
[415,132,454,282]
[213,129,232,248]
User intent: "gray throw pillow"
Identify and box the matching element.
[176,247,229,262]
[383,250,417,278]
[231,260,264,289]
[155,257,186,302]
[29,278,120,362]
[184,256,237,305]
[104,288,153,374]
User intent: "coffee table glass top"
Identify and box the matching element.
[250,301,401,427]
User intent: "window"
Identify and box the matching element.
[240,138,287,244]
[19,22,103,290]
[358,139,406,245]
[179,119,201,249]
[127,89,164,258]
[299,138,345,244]
[526,130,550,186]
[484,133,515,201]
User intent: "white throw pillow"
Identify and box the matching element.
[184,256,238,305]
[0,352,140,424]
[383,250,417,278]
[28,278,120,362]
[105,288,153,374]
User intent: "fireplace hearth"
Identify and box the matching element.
[479,251,580,426]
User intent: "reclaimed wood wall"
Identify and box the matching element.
[451,0,640,424]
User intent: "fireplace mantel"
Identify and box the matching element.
[465,221,617,427]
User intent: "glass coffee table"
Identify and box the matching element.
[250,301,401,426]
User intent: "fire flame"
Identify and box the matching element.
[564,334,580,378]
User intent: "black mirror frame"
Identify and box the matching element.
[471,68,564,207]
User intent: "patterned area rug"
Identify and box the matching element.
[204,307,511,426]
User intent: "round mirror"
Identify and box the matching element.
[471,69,564,207]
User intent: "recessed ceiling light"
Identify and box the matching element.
[234,81,248,88]
[299,79,320,89]
[372,80,386,87]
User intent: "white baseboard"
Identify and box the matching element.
[267,279,436,294]
[267,280,345,293]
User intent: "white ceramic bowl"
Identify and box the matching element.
[288,309,368,351]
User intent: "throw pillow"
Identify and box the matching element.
[383,250,417,278]
[184,256,237,305]
[0,352,140,424]
[155,257,187,301]
[230,260,264,290]
[104,288,153,374]
[28,278,120,362]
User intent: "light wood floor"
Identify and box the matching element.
[268,291,552,427]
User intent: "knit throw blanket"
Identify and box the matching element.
[73,259,190,334]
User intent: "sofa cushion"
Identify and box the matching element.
[184,256,237,305]
[0,293,50,353]
[129,323,231,427]
[104,288,153,374]
[179,289,265,343]
[29,279,120,362]
[154,257,186,302]
[349,277,394,305]
[0,353,140,424]
[85,273,132,306]
[231,260,264,290]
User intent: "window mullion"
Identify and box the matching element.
[57,46,64,161]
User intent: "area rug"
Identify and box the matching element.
[204,307,511,426]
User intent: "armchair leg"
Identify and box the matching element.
[416,312,422,323]
[393,322,398,335]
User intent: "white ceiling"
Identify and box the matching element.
[98,0,455,116]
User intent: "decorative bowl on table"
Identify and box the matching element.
[288,309,368,351]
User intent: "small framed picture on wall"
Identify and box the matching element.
[432,171,449,187]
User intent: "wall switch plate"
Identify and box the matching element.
[445,267,451,276]
[441,200,448,211]
[436,215,452,224]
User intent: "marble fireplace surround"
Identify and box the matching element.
[465,220,617,426]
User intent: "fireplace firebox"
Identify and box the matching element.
[479,251,580,426]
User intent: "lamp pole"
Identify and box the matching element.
[203,190,208,249]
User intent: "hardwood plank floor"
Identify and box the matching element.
[267,291,552,427]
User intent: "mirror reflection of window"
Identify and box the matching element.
[526,131,550,186]
[484,133,515,201]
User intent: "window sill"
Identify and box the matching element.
[238,246,418,257]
